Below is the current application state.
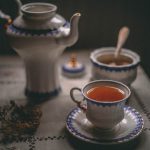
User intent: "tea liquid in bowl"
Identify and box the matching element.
[97,54,133,66]
[86,86,125,102]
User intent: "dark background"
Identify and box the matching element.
[0,0,150,76]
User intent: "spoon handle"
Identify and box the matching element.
[115,26,130,58]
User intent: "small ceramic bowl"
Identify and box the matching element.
[90,47,140,85]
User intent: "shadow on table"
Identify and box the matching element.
[65,130,144,150]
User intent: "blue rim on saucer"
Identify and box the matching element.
[66,106,144,145]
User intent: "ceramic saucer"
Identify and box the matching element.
[66,106,144,145]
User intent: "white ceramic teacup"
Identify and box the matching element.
[90,47,140,85]
[70,80,131,129]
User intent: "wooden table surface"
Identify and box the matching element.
[0,50,150,150]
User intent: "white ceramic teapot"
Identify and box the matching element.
[1,2,81,98]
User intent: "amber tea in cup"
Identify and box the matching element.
[86,85,125,102]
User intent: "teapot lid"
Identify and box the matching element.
[21,3,57,20]
[12,3,67,30]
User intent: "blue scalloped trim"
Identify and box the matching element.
[25,87,61,99]
[8,22,69,36]
[66,106,144,144]
[90,59,140,72]
[86,98,126,107]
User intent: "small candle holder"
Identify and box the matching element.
[62,53,85,78]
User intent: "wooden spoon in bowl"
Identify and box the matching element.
[107,27,130,66]
[114,26,130,59]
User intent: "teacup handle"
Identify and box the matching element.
[70,87,87,111]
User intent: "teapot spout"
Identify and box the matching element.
[56,13,81,47]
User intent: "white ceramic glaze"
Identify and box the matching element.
[6,3,81,96]
[90,47,140,85]
[66,106,144,144]
[70,80,131,129]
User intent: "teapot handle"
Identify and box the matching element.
[0,10,12,28]
[0,0,21,28]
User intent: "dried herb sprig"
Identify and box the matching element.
[0,100,42,143]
